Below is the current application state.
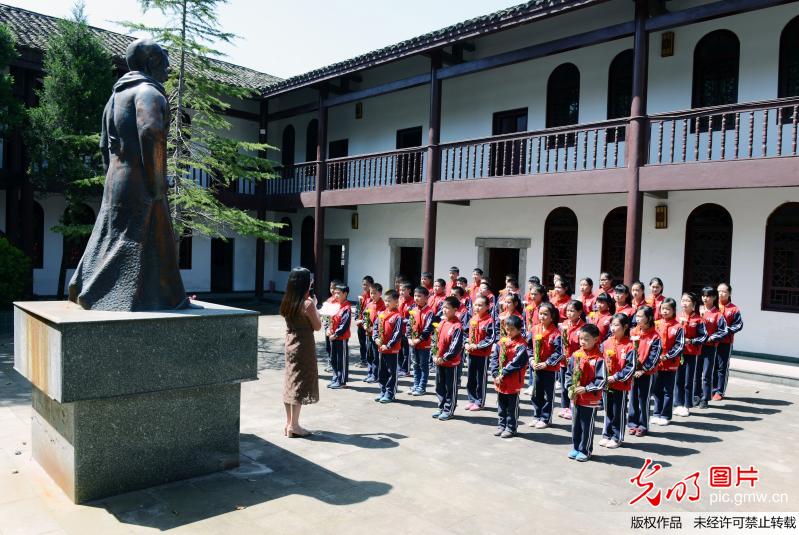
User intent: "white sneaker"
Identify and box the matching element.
[651,417,662,426]
[660,418,670,426]
[606,439,620,449]
[675,406,689,417]
[598,437,609,447]
[652,416,665,426]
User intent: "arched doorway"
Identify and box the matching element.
[543,207,578,287]
[300,216,314,272]
[762,202,799,312]
[601,206,627,282]
[277,217,293,272]
[683,203,733,294]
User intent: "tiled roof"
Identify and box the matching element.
[0,3,282,91]
[261,0,604,96]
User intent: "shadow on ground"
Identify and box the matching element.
[92,433,392,531]
[0,339,32,407]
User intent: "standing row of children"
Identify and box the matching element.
[320,267,743,462]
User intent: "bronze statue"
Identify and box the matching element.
[68,38,189,311]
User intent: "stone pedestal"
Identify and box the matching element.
[13,300,258,503]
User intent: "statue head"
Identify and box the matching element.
[125,38,170,83]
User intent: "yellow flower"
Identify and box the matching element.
[525,304,534,311]
[500,337,510,344]
[470,319,478,326]
[378,312,386,319]
[606,349,616,357]
[534,334,544,341]
[432,322,440,328]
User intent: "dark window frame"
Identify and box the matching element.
[277,217,292,272]
[489,108,528,177]
[281,125,296,167]
[546,63,580,129]
[542,206,578,287]
[607,49,633,142]
[305,119,318,163]
[601,206,627,281]
[682,203,733,295]
[691,30,740,132]
[762,202,799,313]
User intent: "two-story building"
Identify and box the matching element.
[1,0,798,361]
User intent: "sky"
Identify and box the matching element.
[5,0,522,79]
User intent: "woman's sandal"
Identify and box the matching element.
[287,427,312,438]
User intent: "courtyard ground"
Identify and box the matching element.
[0,313,797,534]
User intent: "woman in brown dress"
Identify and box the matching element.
[281,267,322,437]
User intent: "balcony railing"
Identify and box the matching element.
[439,119,628,181]
[326,147,427,190]
[647,96,799,165]
[265,162,317,195]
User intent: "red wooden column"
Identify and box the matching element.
[313,89,328,290]
[623,0,648,284]
[254,98,268,298]
[422,55,442,275]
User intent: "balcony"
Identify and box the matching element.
[256,97,799,208]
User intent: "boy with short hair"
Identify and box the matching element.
[489,315,530,438]
[432,296,464,421]
[355,276,374,368]
[446,266,460,293]
[363,283,385,383]
[323,279,342,372]
[470,268,484,302]
[407,286,435,395]
[465,295,496,411]
[398,281,415,377]
[421,272,434,292]
[327,284,351,389]
[566,324,607,462]
[375,290,403,403]
[430,278,448,319]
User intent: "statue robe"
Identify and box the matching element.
[68,71,187,311]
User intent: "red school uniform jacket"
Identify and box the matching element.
[330,301,352,340]
[589,310,613,341]
[646,294,665,320]
[523,302,542,334]
[407,303,435,350]
[631,326,662,375]
[374,309,403,354]
[701,306,728,348]
[357,291,370,321]
[678,311,707,356]
[580,292,597,313]
[560,318,586,366]
[489,334,530,394]
[551,293,571,320]
[436,317,464,367]
[469,282,482,303]
[601,336,636,392]
[718,301,743,344]
[616,303,636,319]
[565,348,606,407]
[429,291,447,319]
[530,323,564,372]
[467,312,497,357]
[497,310,523,339]
[655,318,685,373]
[364,298,385,336]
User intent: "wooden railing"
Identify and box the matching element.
[647,96,799,165]
[326,147,427,190]
[264,163,317,195]
[438,119,628,181]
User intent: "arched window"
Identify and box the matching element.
[31,201,44,269]
[543,207,578,287]
[281,125,295,167]
[300,216,314,272]
[779,16,799,99]
[546,63,580,128]
[277,217,292,272]
[683,203,733,295]
[607,50,634,120]
[763,202,799,312]
[305,119,318,163]
[601,207,627,281]
[692,30,739,109]
[63,203,95,269]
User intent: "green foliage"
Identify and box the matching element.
[0,237,31,308]
[0,23,22,136]
[122,0,282,242]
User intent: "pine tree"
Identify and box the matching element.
[25,3,115,298]
[122,0,281,246]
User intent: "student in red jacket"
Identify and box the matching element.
[374,290,404,404]
[452,285,472,385]
[421,271,434,293]
[469,268,484,302]
[714,282,743,400]
[407,286,435,395]
[566,323,606,462]
[578,277,597,312]
[490,315,530,438]
[523,283,549,394]
[355,275,374,368]
[551,278,572,319]
[446,266,459,294]
[529,301,563,429]
[695,286,729,409]
[479,280,497,317]
[613,283,635,318]
[597,271,615,301]
[627,306,662,437]
[323,279,342,373]
[524,276,541,305]
[651,298,685,426]
[464,295,496,411]
[646,277,666,321]
[600,313,635,449]
[327,284,351,389]
[397,281,415,378]
[590,293,615,341]
[674,292,707,417]
[363,283,385,384]
[629,281,647,326]
[429,278,448,320]
[432,296,464,421]
[558,299,586,420]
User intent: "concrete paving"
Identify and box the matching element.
[0,315,797,534]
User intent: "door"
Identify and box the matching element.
[327,243,346,287]
[396,127,423,183]
[490,108,528,176]
[211,238,234,292]
[488,248,520,286]
[300,216,315,272]
[399,246,423,287]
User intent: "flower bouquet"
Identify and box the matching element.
[567,351,582,400]
[431,322,441,361]
[376,311,386,347]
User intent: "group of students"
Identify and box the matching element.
[319,266,743,463]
